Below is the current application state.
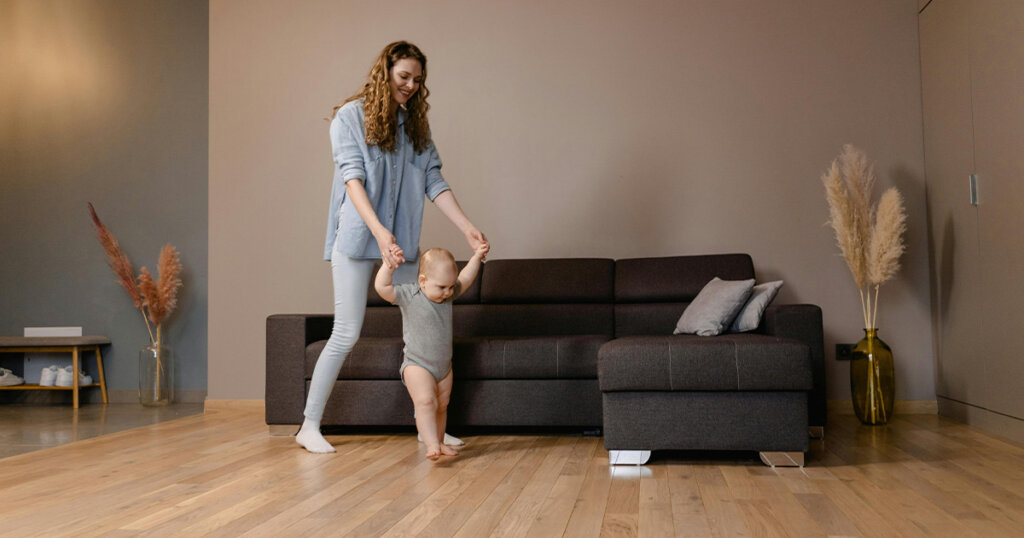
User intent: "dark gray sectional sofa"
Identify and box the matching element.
[266,254,824,466]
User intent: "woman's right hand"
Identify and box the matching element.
[374,229,405,268]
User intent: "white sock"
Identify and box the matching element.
[296,418,335,453]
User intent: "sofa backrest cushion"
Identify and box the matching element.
[480,258,614,304]
[614,254,755,303]
[361,303,615,338]
[366,260,482,306]
[614,303,690,337]
[454,304,614,337]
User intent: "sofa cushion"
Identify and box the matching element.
[615,254,755,303]
[305,337,404,379]
[453,304,614,337]
[730,280,784,333]
[453,335,610,379]
[674,277,755,336]
[615,302,689,337]
[598,334,812,391]
[307,334,610,381]
[480,258,614,303]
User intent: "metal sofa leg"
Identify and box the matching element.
[269,424,299,436]
[759,451,805,467]
[809,426,824,439]
[608,450,651,465]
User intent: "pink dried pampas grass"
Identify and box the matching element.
[88,204,184,345]
[821,145,907,329]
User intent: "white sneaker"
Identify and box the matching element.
[0,368,24,386]
[55,366,74,387]
[55,366,93,387]
[39,365,59,386]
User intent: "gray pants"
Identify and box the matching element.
[303,253,417,422]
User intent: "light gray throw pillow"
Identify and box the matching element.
[674,277,756,336]
[729,280,784,333]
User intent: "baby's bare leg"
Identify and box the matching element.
[435,370,458,456]
[403,365,442,459]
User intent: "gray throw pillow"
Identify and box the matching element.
[729,280,784,333]
[674,277,756,336]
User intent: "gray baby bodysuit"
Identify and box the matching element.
[393,282,461,382]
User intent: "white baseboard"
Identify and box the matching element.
[828,399,937,415]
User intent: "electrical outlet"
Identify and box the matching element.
[835,343,857,360]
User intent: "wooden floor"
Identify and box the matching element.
[0,403,204,458]
[1,408,1023,537]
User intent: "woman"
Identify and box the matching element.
[297,41,488,453]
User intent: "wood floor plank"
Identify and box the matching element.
[488,436,578,537]
[525,437,598,537]
[637,464,675,537]
[746,467,827,538]
[379,436,512,537]
[665,464,713,538]
[3,408,1024,537]
[562,440,614,538]
[600,464,642,537]
[450,437,559,537]
[693,466,750,538]
[416,437,535,537]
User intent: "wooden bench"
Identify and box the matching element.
[0,336,110,408]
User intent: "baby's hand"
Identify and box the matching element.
[474,242,490,262]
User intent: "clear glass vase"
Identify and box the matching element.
[139,342,174,406]
[850,328,894,425]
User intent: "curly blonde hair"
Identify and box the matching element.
[330,41,432,154]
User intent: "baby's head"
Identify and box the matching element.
[418,248,458,303]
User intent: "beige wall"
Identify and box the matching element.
[209,0,933,401]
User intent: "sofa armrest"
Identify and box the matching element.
[760,304,826,427]
[266,314,333,425]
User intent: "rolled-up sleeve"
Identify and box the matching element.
[331,108,366,183]
[423,140,451,200]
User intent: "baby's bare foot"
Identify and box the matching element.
[439,444,459,457]
[425,445,442,460]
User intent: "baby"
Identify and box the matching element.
[374,244,488,459]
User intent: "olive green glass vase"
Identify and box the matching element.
[850,328,895,425]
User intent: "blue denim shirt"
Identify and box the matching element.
[323,100,451,261]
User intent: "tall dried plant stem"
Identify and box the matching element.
[859,288,870,331]
[872,285,881,331]
[141,312,156,346]
[155,324,162,398]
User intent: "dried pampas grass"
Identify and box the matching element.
[821,146,907,329]
[138,245,183,327]
[89,203,144,309]
[156,244,183,321]
[868,188,907,286]
[88,204,184,346]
